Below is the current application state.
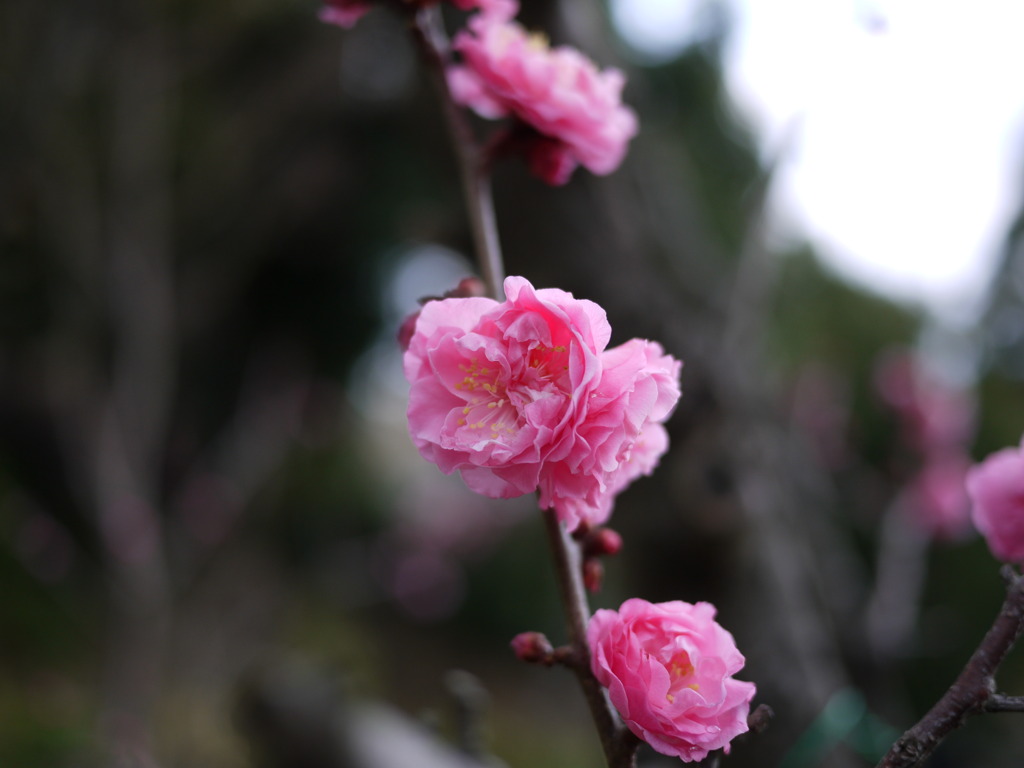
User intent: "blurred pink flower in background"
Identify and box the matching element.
[403,276,680,530]
[318,0,371,28]
[447,13,638,184]
[874,348,979,542]
[874,349,974,456]
[588,598,756,763]
[966,436,1024,563]
[905,453,973,541]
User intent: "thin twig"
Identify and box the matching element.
[876,566,1024,768]
[411,9,632,763]
[542,510,639,768]
[411,6,505,300]
[984,695,1024,713]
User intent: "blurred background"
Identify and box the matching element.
[2,0,1024,766]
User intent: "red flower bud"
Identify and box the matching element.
[448,276,486,298]
[397,311,420,352]
[583,558,604,593]
[584,527,623,558]
[510,631,554,664]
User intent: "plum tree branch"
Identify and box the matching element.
[876,566,1024,768]
[543,510,640,768]
[411,6,505,300]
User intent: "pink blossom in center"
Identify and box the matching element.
[403,276,680,529]
[587,598,756,763]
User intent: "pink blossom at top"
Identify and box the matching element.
[447,15,638,184]
[587,598,756,763]
[966,436,1024,563]
[403,276,681,530]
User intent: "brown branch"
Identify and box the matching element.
[542,510,640,768]
[410,6,506,300]
[984,695,1024,713]
[410,10,635,764]
[877,566,1024,768]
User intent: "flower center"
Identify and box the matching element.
[453,357,517,442]
[450,343,572,446]
[665,650,699,702]
[455,358,501,397]
[525,343,569,386]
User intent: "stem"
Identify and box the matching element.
[411,6,506,300]
[543,510,639,768]
[876,567,1024,768]
[411,9,628,763]
[985,695,1024,713]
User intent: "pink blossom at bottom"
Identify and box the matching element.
[966,436,1024,563]
[587,598,756,763]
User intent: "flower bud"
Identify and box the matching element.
[397,311,420,352]
[449,276,486,298]
[397,277,486,352]
[584,527,623,558]
[583,558,604,593]
[510,631,554,664]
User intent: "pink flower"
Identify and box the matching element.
[403,276,680,529]
[588,598,756,763]
[447,16,638,184]
[966,436,1024,563]
[906,453,972,540]
[874,349,974,454]
[318,0,371,28]
[546,343,677,530]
